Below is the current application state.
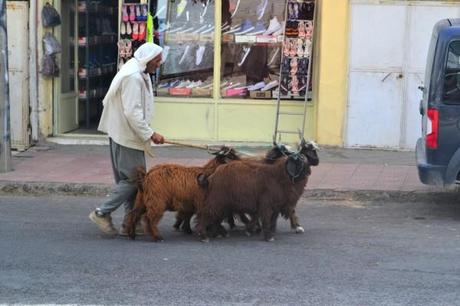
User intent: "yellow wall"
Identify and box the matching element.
[315,0,349,146]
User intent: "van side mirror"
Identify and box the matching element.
[418,85,425,92]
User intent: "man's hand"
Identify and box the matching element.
[151,132,165,144]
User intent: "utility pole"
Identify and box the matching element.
[0,0,11,172]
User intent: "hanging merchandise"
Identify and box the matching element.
[40,55,60,77]
[43,32,62,55]
[41,2,62,27]
[118,1,151,69]
[273,0,316,142]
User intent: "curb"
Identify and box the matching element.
[0,181,459,203]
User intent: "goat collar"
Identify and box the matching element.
[285,154,309,183]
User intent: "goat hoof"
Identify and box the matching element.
[266,237,275,242]
[200,237,210,243]
[245,231,251,237]
[153,236,164,242]
[295,226,305,234]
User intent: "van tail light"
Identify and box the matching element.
[426,108,439,149]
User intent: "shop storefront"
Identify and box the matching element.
[34,0,349,146]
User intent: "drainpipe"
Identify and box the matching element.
[29,0,39,142]
[0,0,12,172]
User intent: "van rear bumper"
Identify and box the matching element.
[416,138,446,185]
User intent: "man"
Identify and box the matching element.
[89,42,165,236]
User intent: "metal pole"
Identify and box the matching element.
[0,0,12,172]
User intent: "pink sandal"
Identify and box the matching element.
[283,39,291,57]
[298,21,305,38]
[129,4,136,22]
[122,5,129,22]
[290,57,298,75]
[289,39,297,57]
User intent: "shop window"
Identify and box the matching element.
[155,0,215,97]
[444,40,460,104]
[220,0,314,100]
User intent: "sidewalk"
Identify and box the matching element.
[0,143,457,201]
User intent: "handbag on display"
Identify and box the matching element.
[41,2,61,27]
[40,55,60,77]
[43,32,62,55]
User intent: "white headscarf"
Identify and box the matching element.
[102,42,163,106]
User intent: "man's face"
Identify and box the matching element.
[145,54,162,74]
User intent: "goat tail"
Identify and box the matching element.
[135,167,146,192]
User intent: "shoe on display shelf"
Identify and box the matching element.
[261,80,278,91]
[235,19,254,35]
[195,45,206,66]
[273,21,285,36]
[176,0,187,18]
[256,0,268,20]
[250,21,266,35]
[264,17,281,35]
[237,46,251,66]
[248,81,266,91]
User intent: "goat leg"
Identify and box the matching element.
[261,209,275,242]
[173,213,183,231]
[289,209,304,233]
[181,213,194,234]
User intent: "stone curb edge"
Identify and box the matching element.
[0,181,458,203]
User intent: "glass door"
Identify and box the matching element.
[55,0,79,134]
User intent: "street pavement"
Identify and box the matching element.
[1,195,460,305]
[0,143,458,201]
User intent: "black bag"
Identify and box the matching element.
[40,55,60,77]
[42,3,61,27]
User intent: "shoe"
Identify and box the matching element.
[230,0,241,18]
[283,39,291,57]
[256,0,268,20]
[290,39,297,57]
[141,4,148,21]
[161,45,170,63]
[126,22,132,37]
[290,57,298,75]
[176,0,187,18]
[306,2,315,20]
[120,22,127,39]
[264,17,281,35]
[293,2,299,19]
[179,45,190,64]
[195,45,205,66]
[122,4,129,22]
[304,38,312,57]
[235,19,254,35]
[268,48,279,66]
[250,21,266,35]
[261,80,278,91]
[132,22,139,40]
[138,22,146,41]
[273,21,285,36]
[89,211,117,235]
[224,24,241,34]
[288,2,294,19]
[305,21,313,39]
[129,4,136,22]
[248,81,266,91]
[237,46,251,66]
[297,38,305,57]
[298,21,305,38]
[282,57,290,74]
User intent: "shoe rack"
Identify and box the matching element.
[77,0,118,128]
[118,0,151,69]
[273,0,316,142]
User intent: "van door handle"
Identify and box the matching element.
[418,85,425,92]
[419,100,424,115]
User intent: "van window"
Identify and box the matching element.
[444,40,460,104]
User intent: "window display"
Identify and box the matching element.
[155,0,215,97]
[220,0,314,100]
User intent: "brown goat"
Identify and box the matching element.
[197,142,318,242]
[125,148,240,241]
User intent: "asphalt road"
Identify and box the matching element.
[1,195,459,305]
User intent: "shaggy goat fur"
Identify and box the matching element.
[125,152,240,241]
[197,142,318,242]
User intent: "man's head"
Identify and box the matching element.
[133,42,163,74]
[145,54,162,74]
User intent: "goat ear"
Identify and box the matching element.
[197,173,209,188]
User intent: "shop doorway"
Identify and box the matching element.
[55,0,118,135]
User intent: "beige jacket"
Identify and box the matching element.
[98,72,154,151]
